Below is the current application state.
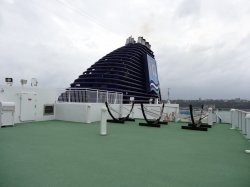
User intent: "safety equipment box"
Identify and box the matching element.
[0,101,15,127]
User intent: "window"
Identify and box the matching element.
[44,105,54,115]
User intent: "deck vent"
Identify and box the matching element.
[43,104,54,115]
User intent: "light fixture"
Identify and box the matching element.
[31,78,38,87]
[5,77,13,86]
[20,79,27,86]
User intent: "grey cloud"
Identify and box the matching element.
[0,0,249,100]
[157,40,250,99]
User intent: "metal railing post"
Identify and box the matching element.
[96,90,99,103]
[68,88,71,103]
[114,92,117,104]
[106,91,108,103]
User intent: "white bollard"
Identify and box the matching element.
[86,104,91,123]
[230,109,236,129]
[208,108,213,126]
[100,106,107,136]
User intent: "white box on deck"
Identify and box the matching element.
[0,101,15,127]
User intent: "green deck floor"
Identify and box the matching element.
[0,120,250,187]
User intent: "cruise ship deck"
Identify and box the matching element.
[1,120,249,187]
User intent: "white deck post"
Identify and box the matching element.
[208,107,213,126]
[100,106,107,135]
[246,114,250,139]
[230,109,236,129]
[236,110,239,129]
[245,114,250,154]
[239,111,242,130]
[242,112,247,134]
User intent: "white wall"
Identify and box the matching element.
[0,85,57,123]
[55,103,122,123]
[55,103,88,123]
[55,103,179,123]
[0,84,180,124]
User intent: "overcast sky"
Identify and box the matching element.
[0,0,250,100]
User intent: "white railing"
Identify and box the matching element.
[230,109,250,137]
[57,88,123,104]
[230,109,250,153]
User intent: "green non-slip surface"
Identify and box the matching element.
[0,120,249,187]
